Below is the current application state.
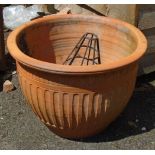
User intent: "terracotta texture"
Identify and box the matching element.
[7,14,147,138]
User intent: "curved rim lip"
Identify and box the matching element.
[7,14,147,75]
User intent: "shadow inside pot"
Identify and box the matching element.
[70,72,155,142]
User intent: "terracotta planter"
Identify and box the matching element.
[7,14,147,138]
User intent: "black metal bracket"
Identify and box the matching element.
[63,33,101,66]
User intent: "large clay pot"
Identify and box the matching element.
[7,14,147,138]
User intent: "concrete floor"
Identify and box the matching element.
[0,70,155,149]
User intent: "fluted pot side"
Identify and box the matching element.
[17,62,137,138]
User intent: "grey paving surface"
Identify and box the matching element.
[0,72,155,150]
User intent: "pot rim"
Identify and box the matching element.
[7,14,147,75]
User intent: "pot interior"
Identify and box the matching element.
[17,16,138,66]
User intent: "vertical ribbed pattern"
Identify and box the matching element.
[73,94,80,127]
[53,92,64,129]
[49,91,58,127]
[52,92,59,127]
[19,75,109,129]
[31,85,43,120]
[59,93,65,128]
[83,94,89,121]
[104,99,110,112]
[36,87,47,122]
[93,94,102,118]
[44,90,53,126]
[27,84,37,114]
[63,93,70,128]
[67,94,73,128]
[19,76,107,129]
